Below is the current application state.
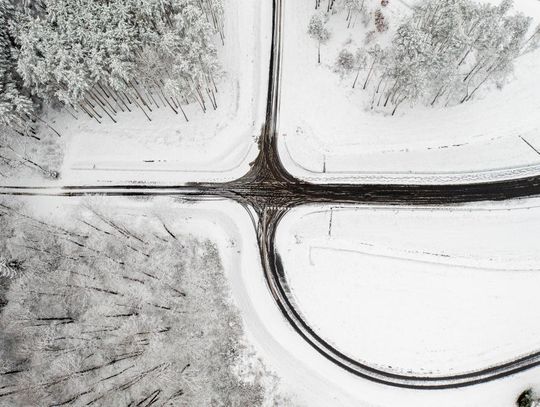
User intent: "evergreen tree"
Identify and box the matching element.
[0,0,38,136]
[343,0,365,28]
[374,9,388,32]
[15,0,224,122]
[523,23,540,52]
[335,48,355,77]
[363,0,532,114]
[352,48,368,88]
[0,201,272,406]
[308,13,331,64]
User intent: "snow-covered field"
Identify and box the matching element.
[276,199,540,378]
[13,0,271,186]
[279,0,540,184]
[160,197,540,407]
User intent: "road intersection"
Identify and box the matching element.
[2,0,540,390]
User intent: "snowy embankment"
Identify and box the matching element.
[25,0,270,186]
[276,199,540,382]
[279,0,540,184]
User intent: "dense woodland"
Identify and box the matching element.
[0,0,223,179]
[0,199,286,406]
[312,0,540,115]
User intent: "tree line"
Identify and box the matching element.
[1,0,224,132]
[0,0,224,179]
[311,0,540,115]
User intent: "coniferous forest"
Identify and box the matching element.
[1,0,223,178]
[316,0,540,115]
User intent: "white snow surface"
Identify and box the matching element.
[278,0,540,184]
[276,199,540,378]
[11,195,540,407]
[18,0,271,186]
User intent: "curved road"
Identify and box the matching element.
[3,0,540,390]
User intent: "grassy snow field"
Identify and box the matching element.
[276,200,540,377]
[279,0,540,184]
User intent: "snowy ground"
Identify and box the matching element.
[276,199,540,379]
[166,197,540,407]
[144,197,540,407]
[279,0,540,184]
[8,0,271,187]
[3,0,540,404]
[2,196,539,406]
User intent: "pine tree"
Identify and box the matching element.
[0,201,270,406]
[374,9,388,32]
[362,44,383,89]
[361,0,532,114]
[343,0,365,28]
[523,23,540,52]
[335,48,355,77]
[308,13,331,64]
[0,0,38,136]
[352,48,368,88]
[15,0,224,122]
